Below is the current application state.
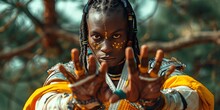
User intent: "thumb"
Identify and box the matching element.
[109,94,120,103]
[109,89,127,103]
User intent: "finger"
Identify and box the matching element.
[140,45,148,67]
[164,65,175,80]
[59,65,76,83]
[90,62,108,95]
[71,62,107,97]
[95,62,108,84]
[150,50,164,78]
[98,83,113,102]
[126,47,138,76]
[109,94,120,103]
[88,55,97,75]
[71,49,83,70]
[69,75,96,88]
[71,49,85,78]
[139,45,149,76]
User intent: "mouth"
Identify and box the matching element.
[99,56,116,61]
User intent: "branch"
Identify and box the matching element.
[193,59,220,77]
[2,1,45,36]
[0,11,18,32]
[145,31,220,53]
[0,38,41,59]
[0,7,13,18]
[15,2,43,28]
[43,0,57,26]
[45,27,80,45]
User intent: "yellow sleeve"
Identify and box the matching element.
[163,75,214,110]
[23,82,72,110]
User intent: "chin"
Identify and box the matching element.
[105,61,116,67]
[99,60,115,67]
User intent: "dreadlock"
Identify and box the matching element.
[79,0,140,72]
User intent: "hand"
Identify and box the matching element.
[59,49,112,104]
[110,45,175,103]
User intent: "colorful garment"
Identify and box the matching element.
[23,58,214,110]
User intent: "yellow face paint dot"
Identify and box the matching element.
[111,40,126,49]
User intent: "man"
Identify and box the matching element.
[24,0,213,109]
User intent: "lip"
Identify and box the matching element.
[99,56,116,61]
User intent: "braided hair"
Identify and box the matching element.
[79,0,140,72]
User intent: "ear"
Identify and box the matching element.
[127,41,132,47]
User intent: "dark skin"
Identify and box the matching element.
[87,8,128,73]
[59,6,175,107]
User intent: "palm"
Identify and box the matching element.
[59,49,111,102]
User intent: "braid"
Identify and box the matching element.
[79,1,92,72]
[79,16,88,72]
[125,0,140,64]
[79,0,140,72]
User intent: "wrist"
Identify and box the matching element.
[139,95,165,110]
[139,97,160,107]
[75,98,101,109]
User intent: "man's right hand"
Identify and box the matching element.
[59,49,112,107]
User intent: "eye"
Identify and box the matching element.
[112,34,121,39]
[91,35,101,40]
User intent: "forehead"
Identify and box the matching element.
[87,7,127,29]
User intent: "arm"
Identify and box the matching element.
[150,58,200,109]
[162,75,214,110]
[35,92,76,110]
[162,86,199,110]
[109,45,213,110]
[34,62,80,110]
[32,49,110,110]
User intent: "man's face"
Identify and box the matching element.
[87,8,128,67]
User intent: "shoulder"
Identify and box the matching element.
[148,57,186,77]
[47,61,75,74]
[44,61,75,86]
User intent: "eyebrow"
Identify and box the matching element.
[90,28,126,36]
[112,28,126,34]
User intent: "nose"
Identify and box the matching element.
[100,40,112,54]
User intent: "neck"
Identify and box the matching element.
[108,59,125,75]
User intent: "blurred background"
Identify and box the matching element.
[0,0,220,109]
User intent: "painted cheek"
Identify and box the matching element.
[112,40,126,49]
[92,42,101,50]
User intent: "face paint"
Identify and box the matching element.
[104,24,108,40]
[92,42,101,50]
[112,40,126,49]
[87,8,128,67]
